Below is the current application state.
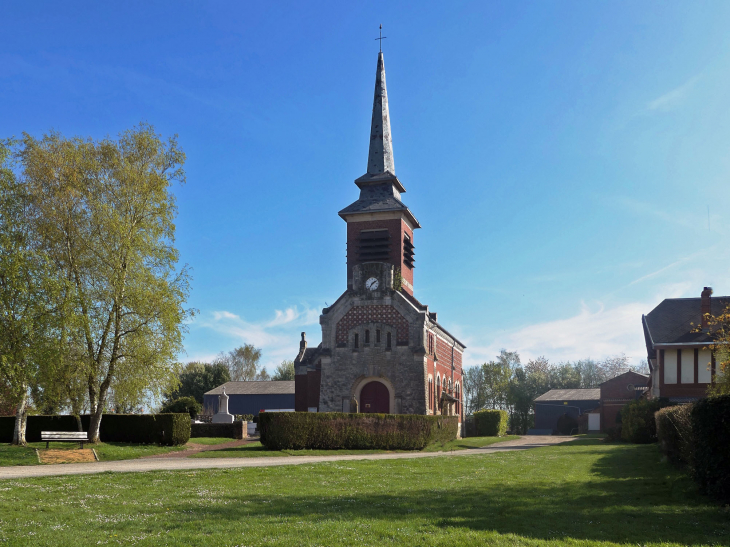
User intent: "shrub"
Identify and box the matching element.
[191,422,244,439]
[655,404,694,466]
[234,414,254,422]
[0,413,190,445]
[691,395,730,502]
[605,426,622,442]
[621,397,673,443]
[259,412,458,450]
[473,409,508,436]
[160,397,201,418]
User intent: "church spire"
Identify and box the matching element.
[367,52,395,176]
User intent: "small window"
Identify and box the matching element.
[365,329,370,344]
[376,329,381,343]
[354,333,359,349]
[386,332,392,349]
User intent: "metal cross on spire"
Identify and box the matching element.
[375,24,387,52]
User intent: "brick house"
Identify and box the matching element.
[642,287,728,402]
[294,52,466,430]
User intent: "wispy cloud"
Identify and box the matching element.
[647,75,700,112]
[195,305,320,370]
[464,300,649,368]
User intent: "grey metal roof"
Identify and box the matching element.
[338,182,421,229]
[643,297,730,346]
[205,381,295,396]
[534,388,601,402]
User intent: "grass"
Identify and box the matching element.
[186,437,236,446]
[191,436,517,458]
[2,438,728,546]
[422,434,520,451]
[0,439,210,466]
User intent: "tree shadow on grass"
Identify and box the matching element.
[187,442,728,545]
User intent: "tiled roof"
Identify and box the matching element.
[534,388,601,402]
[205,381,295,396]
[643,297,730,346]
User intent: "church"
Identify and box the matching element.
[294,51,466,430]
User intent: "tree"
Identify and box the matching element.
[463,366,486,416]
[21,125,193,443]
[168,361,230,404]
[215,344,268,381]
[160,396,201,418]
[272,360,295,381]
[0,139,63,444]
[702,307,730,395]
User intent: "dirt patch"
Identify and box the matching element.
[38,449,97,464]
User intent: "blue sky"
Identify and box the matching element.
[3,2,730,372]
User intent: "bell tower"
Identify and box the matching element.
[338,51,420,296]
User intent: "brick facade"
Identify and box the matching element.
[346,218,415,296]
[335,305,409,345]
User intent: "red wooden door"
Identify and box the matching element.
[360,381,390,413]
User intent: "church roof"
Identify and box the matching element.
[339,51,420,229]
[367,51,395,177]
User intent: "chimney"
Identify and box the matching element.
[701,287,713,329]
[300,332,307,351]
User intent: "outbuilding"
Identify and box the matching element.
[204,381,295,417]
[533,389,600,434]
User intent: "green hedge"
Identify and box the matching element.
[0,413,190,446]
[655,404,694,466]
[473,409,508,436]
[691,395,730,502]
[259,412,458,450]
[191,422,244,439]
[621,398,673,443]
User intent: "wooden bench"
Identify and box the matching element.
[41,431,89,449]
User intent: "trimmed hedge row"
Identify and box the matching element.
[259,412,458,450]
[655,404,693,466]
[621,397,673,443]
[691,396,730,502]
[0,414,190,446]
[473,409,508,436]
[191,422,245,439]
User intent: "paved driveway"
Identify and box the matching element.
[0,436,575,480]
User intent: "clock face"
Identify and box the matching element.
[365,277,380,291]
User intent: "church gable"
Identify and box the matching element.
[335,305,409,347]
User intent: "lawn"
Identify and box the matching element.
[1,438,728,546]
[0,441,188,466]
[191,436,517,458]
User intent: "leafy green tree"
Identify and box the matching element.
[20,125,193,443]
[168,361,231,404]
[160,396,201,418]
[272,360,295,381]
[215,344,268,381]
[0,139,64,444]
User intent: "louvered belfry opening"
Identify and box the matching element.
[403,234,415,269]
[359,229,390,262]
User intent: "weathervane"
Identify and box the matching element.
[375,24,387,52]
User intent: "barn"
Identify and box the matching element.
[204,381,295,417]
[533,389,600,434]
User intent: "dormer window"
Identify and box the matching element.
[354,333,359,349]
[386,332,392,349]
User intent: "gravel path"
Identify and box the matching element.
[0,436,575,480]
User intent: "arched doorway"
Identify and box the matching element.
[360,381,390,413]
